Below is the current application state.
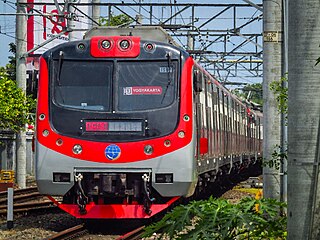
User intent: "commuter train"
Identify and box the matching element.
[35,27,262,219]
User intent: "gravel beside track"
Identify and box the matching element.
[0,188,256,240]
[0,211,81,240]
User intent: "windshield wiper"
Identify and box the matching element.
[57,51,64,86]
[161,52,173,104]
[56,51,65,104]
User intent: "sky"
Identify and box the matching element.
[0,1,16,66]
[0,0,262,84]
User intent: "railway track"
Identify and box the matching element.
[0,186,39,204]
[0,186,56,216]
[46,224,146,240]
[45,224,89,240]
[117,225,146,240]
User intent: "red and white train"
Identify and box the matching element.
[35,27,262,219]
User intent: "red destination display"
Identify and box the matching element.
[86,122,109,132]
[85,121,143,132]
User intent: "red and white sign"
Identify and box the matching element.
[123,86,163,95]
[86,122,109,132]
[27,0,91,54]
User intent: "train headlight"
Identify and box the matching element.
[72,144,83,154]
[144,145,153,155]
[101,40,111,49]
[119,40,130,50]
[178,131,185,138]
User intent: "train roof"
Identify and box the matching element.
[84,26,179,47]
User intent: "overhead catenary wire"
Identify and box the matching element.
[0,0,263,83]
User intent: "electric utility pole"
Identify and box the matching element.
[288,0,320,239]
[263,0,283,200]
[67,0,77,41]
[16,0,27,189]
[92,0,100,26]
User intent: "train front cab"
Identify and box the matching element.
[35,35,198,219]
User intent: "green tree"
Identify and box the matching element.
[0,73,34,132]
[232,83,263,106]
[0,43,16,81]
[99,13,134,27]
[0,43,36,132]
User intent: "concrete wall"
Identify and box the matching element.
[0,131,34,175]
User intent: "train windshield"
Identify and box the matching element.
[53,60,113,111]
[117,61,177,111]
[53,60,178,112]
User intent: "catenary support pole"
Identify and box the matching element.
[287,0,320,239]
[67,0,77,41]
[281,0,288,204]
[16,0,27,189]
[92,0,100,26]
[262,0,282,200]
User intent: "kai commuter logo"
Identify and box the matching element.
[105,144,121,161]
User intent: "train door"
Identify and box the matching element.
[205,76,213,158]
[216,88,222,156]
[231,99,235,156]
[211,84,218,156]
[202,74,209,158]
[193,68,207,160]
[193,68,201,160]
[236,103,241,155]
[222,92,227,156]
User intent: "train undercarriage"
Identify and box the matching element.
[54,157,261,219]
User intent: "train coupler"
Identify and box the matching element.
[142,173,155,215]
[75,173,89,215]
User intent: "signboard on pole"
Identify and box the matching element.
[27,0,91,54]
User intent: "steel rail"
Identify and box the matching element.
[46,224,88,240]
[117,226,146,240]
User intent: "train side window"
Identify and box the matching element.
[193,69,203,92]
[212,85,218,105]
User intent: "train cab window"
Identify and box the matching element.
[117,61,178,111]
[53,60,112,111]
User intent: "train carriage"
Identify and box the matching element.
[35,27,262,219]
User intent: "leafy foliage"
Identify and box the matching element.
[263,144,287,171]
[0,43,16,81]
[99,13,134,27]
[269,74,288,115]
[7,42,16,80]
[0,69,35,132]
[143,197,287,239]
[0,43,36,132]
[232,83,263,106]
